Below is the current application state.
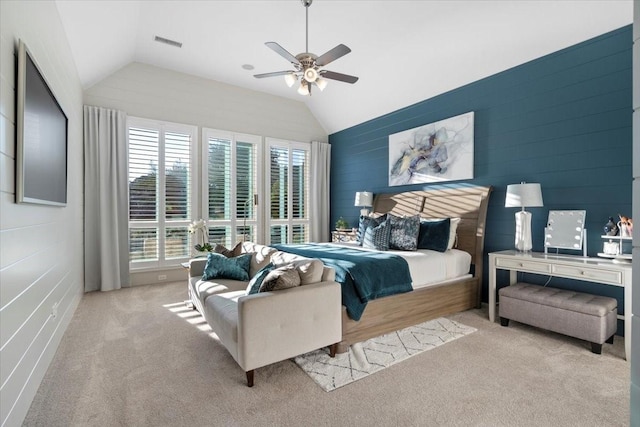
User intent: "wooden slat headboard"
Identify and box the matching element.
[372,185,493,279]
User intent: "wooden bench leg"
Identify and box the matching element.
[246,370,254,387]
[590,342,602,354]
[606,335,614,344]
[329,343,337,358]
[500,317,509,327]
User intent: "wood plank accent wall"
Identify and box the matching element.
[329,26,633,313]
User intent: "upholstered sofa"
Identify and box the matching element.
[188,242,342,386]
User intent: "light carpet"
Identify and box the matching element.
[295,317,476,391]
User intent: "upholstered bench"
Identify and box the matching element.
[499,283,617,354]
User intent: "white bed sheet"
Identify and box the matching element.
[325,242,472,290]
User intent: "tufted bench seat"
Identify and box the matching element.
[499,282,617,354]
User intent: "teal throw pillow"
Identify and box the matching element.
[417,218,451,252]
[363,220,391,251]
[202,252,251,281]
[357,214,387,245]
[246,263,275,295]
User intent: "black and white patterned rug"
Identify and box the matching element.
[294,317,476,391]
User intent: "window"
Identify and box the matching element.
[266,138,310,244]
[203,129,261,247]
[128,117,197,269]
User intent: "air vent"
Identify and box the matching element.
[154,36,182,48]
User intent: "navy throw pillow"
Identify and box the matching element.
[202,252,252,281]
[417,218,451,252]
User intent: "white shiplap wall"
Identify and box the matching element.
[84,62,328,285]
[0,2,84,426]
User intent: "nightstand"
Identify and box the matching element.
[331,229,357,243]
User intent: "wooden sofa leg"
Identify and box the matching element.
[329,343,337,358]
[606,335,614,344]
[246,370,254,387]
[590,342,602,354]
[500,317,509,327]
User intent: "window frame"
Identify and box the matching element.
[128,116,198,271]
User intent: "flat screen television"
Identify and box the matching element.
[16,39,68,206]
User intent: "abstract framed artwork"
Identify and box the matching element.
[388,111,474,186]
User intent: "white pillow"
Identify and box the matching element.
[448,217,461,249]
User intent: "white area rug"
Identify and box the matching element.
[294,317,476,391]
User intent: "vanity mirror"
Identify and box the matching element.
[544,210,587,256]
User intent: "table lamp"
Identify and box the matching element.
[505,182,543,251]
[354,191,373,216]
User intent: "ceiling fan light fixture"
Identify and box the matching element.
[255,0,358,94]
[284,72,297,87]
[303,67,318,83]
[297,81,310,96]
[315,76,327,91]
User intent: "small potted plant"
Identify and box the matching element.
[335,217,350,231]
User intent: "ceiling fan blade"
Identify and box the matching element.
[265,42,301,66]
[315,44,351,67]
[254,71,295,79]
[320,70,359,84]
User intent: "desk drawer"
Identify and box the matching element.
[551,264,622,285]
[495,258,551,274]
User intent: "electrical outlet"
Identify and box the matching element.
[158,274,167,281]
[52,302,58,319]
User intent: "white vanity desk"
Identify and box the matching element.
[488,250,632,360]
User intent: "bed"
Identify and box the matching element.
[334,185,492,352]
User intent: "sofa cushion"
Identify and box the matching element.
[202,252,251,281]
[270,252,324,285]
[246,263,275,295]
[241,242,278,277]
[259,264,301,292]
[191,277,247,307]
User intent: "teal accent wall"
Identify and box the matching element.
[329,26,632,329]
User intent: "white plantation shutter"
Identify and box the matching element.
[128,127,159,221]
[128,118,196,268]
[266,139,310,244]
[203,129,260,246]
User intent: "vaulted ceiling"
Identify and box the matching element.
[55,0,633,134]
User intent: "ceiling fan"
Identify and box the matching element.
[254,0,358,96]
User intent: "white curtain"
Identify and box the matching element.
[310,141,331,242]
[83,106,129,292]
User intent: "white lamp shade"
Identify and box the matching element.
[354,191,373,207]
[505,183,543,208]
[315,77,327,91]
[284,73,297,87]
[297,81,310,95]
